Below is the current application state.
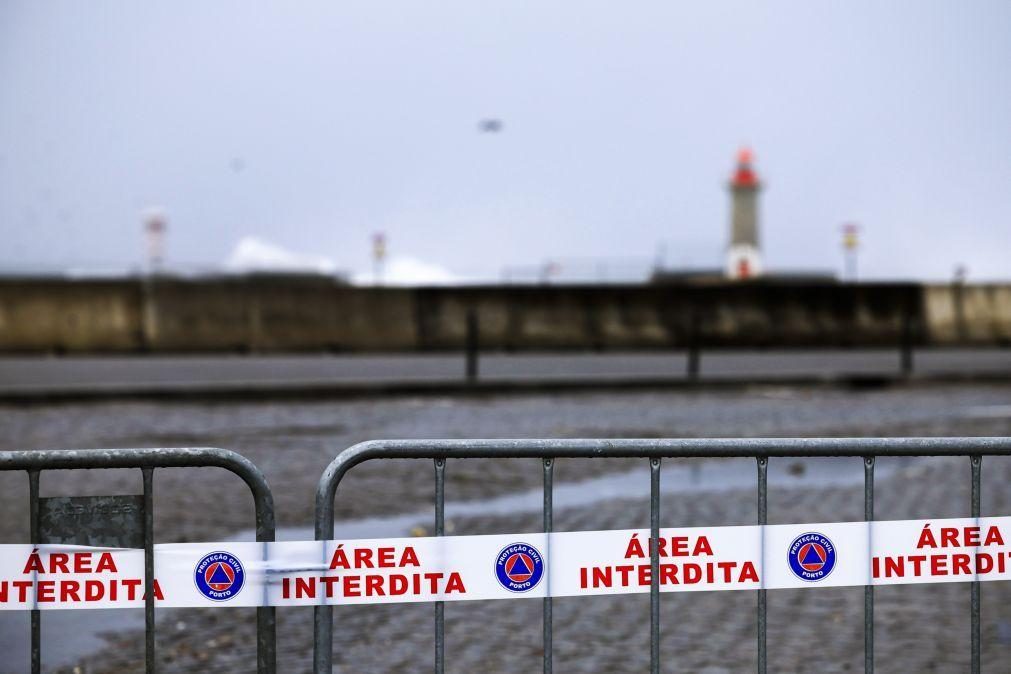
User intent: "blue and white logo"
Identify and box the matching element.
[194,551,245,601]
[787,532,836,582]
[495,542,544,593]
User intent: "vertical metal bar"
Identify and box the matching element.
[251,461,277,674]
[28,469,40,674]
[900,297,914,376]
[314,479,334,674]
[257,593,276,672]
[687,345,700,380]
[650,458,661,674]
[434,458,446,674]
[971,455,981,674]
[687,310,700,380]
[465,309,479,384]
[543,458,554,674]
[864,457,875,674]
[142,467,155,674]
[757,457,767,674]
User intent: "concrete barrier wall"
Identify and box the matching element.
[0,279,143,352]
[143,278,417,351]
[414,284,927,350]
[923,284,1011,345]
[0,277,1006,353]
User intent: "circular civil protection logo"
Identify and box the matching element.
[194,551,245,601]
[787,532,836,582]
[494,542,544,593]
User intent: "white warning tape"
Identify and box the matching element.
[2,515,1008,610]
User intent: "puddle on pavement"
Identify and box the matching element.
[268,456,900,541]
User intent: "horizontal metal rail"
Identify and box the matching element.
[460,304,921,382]
[314,437,1011,673]
[0,447,276,674]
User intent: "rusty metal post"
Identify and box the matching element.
[465,309,479,384]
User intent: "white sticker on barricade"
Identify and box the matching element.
[2,516,1009,610]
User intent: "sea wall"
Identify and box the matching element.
[0,277,1006,353]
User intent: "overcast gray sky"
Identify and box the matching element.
[1,1,1009,281]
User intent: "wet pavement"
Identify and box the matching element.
[0,382,1009,671]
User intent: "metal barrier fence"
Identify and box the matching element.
[313,437,1011,673]
[0,447,277,674]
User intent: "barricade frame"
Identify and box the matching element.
[0,447,276,674]
[314,437,1011,674]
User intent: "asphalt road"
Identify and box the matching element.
[0,349,1008,398]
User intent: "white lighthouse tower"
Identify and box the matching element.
[726,147,762,279]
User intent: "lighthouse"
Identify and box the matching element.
[726,147,762,279]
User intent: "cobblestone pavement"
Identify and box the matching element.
[0,383,1008,671]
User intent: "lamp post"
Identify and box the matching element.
[372,232,386,285]
[143,208,167,273]
[841,223,859,282]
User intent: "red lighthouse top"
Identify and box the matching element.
[731,146,759,188]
